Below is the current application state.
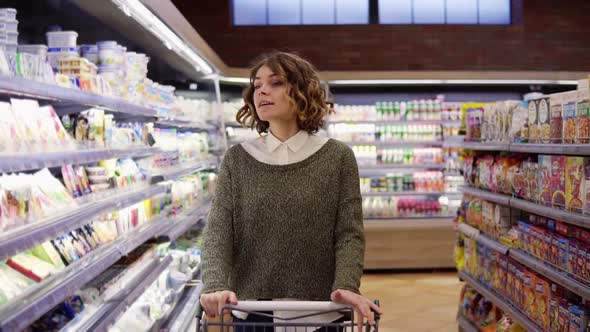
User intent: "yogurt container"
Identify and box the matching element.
[0,8,17,21]
[4,19,17,33]
[6,32,17,44]
[18,44,48,60]
[46,31,78,48]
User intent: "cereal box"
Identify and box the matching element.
[527,161,539,202]
[482,201,494,235]
[550,93,564,144]
[529,99,539,143]
[518,221,530,252]
[534,277,550,330]
[551,156,567,209]
[514,264,525,308]
[539,155,553,206]
[566,157,585,214]
[549,284,560,332]
[543,230,552,263]
[493,204,512,239]
[558,300,570,332]
[568,239,579,276]
[522,270,536,319]
[558,238,569,271]
[498,255,508,297]
[511,101,529,143]
[556,221,570,237]
[550,233,561,266]
[576,86,590,144]
[580,243,590,281]
[569,306,590,332]
[538,97,551,144]
[563,91,578,144]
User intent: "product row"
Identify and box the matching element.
[329,100,461,122]
[463,236,590,332]
[0,171,215,308]
[362,196,459,219]
[465,153,590,213]
[327,124,443,143]
[0,98,212,154]
[360,171,446,193]
[465,78,590,145]
[0,8,217,121]
[354,146,444,167]
[459,285,526,332]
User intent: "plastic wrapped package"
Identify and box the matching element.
[0,262,35,305]
[7,252,59,282]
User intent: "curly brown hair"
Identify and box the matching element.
[236,51,332,134]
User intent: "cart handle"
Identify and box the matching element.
[226,301,351,312]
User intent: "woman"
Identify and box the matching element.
[200,51,382,331]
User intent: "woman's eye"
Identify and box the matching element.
[271,81,283,86]
[254,85,261,90]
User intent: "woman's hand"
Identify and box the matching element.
[200,290,238,318]
[331,289,382,332]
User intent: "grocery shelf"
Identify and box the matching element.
[0,243,123,332]
[457,223,509,255]
[0,75,158,118]
[328,120,450,125]
[458,141,510,151]
[150,160,211,182]
[509,197,590,230]
[458,141,590,156]
[0,146,160,173]
[163,201,211,242]
[85,255,173,332]
[0,184,168,262]
[359,164,446,170]
[457,315,480,332]
[345,141,444,148]
[462,185,590,230]
[460,186,511,206]
[509,249,590,300]
[362,191,460,197]
[157,119,215,131]
[364,217,454,230]
[458,272,543,332]
[163,281,204,332]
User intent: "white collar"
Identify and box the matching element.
[265,130,309,153]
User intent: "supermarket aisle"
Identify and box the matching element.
[360,272,461,332]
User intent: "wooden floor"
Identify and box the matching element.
[360,271,462,332]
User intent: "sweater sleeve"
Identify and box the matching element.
[332,146,365,293]
[201,150,235,294]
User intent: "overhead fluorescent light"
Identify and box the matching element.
[111,0,214,75]
[327,79,578,85]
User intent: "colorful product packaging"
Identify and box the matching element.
[549,93,564,144]
[528,99,539,143]
[563,91,578,144]
[551,156,567,209]
[566,157,585,213]
[577,79,590,144]
[522,270,536,319]
[568,306,590,332]
[539,155,552,206]
[538,97,551,144]
[534,277,550,330]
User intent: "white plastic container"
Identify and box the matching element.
[80,44,98,64]
[6,32,17,44]
[4,19,17,33]
[97,40,117,49]
[0,32,7,44]
[46,31,78,48]
[5,42,16,53]
[48,48,77,71]
[98,46,117,66]
[18,44,48,59]
[0,8,17,21]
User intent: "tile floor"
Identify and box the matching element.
[360,272,462,332]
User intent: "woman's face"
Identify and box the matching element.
[253,65,296,124]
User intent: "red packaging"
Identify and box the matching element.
[6,258,42,282]
[551,156,567,209]
[556,221,570,237]
[523,270,536,319]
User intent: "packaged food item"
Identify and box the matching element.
[549,93,564,144]
[563,91,577,144]
[557,300,570,332]
[511,101,529,143]
[482,201,494,235]
[558,238,569,271]
[548,284,561,332]
[512,162,527,199]
[534,276,550,330]
[528,99,539,143]
[568,239,578,276]
[522,270,536,318]
[566,157,585,213]
[527,160,539,202]
[576,86,590,144]
[539,155,552,206]
[466,104,484,141]
[585,158,590,215]
[568,306,590,332]
[30,241,66,269]
[551,156,567,209]
[7,252,59,282]
[537,97,551,144]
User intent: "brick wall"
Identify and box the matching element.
[172,1,590,71]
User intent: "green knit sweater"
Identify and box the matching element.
[201,139,364,300]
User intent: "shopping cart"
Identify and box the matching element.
[197,300,380,332]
